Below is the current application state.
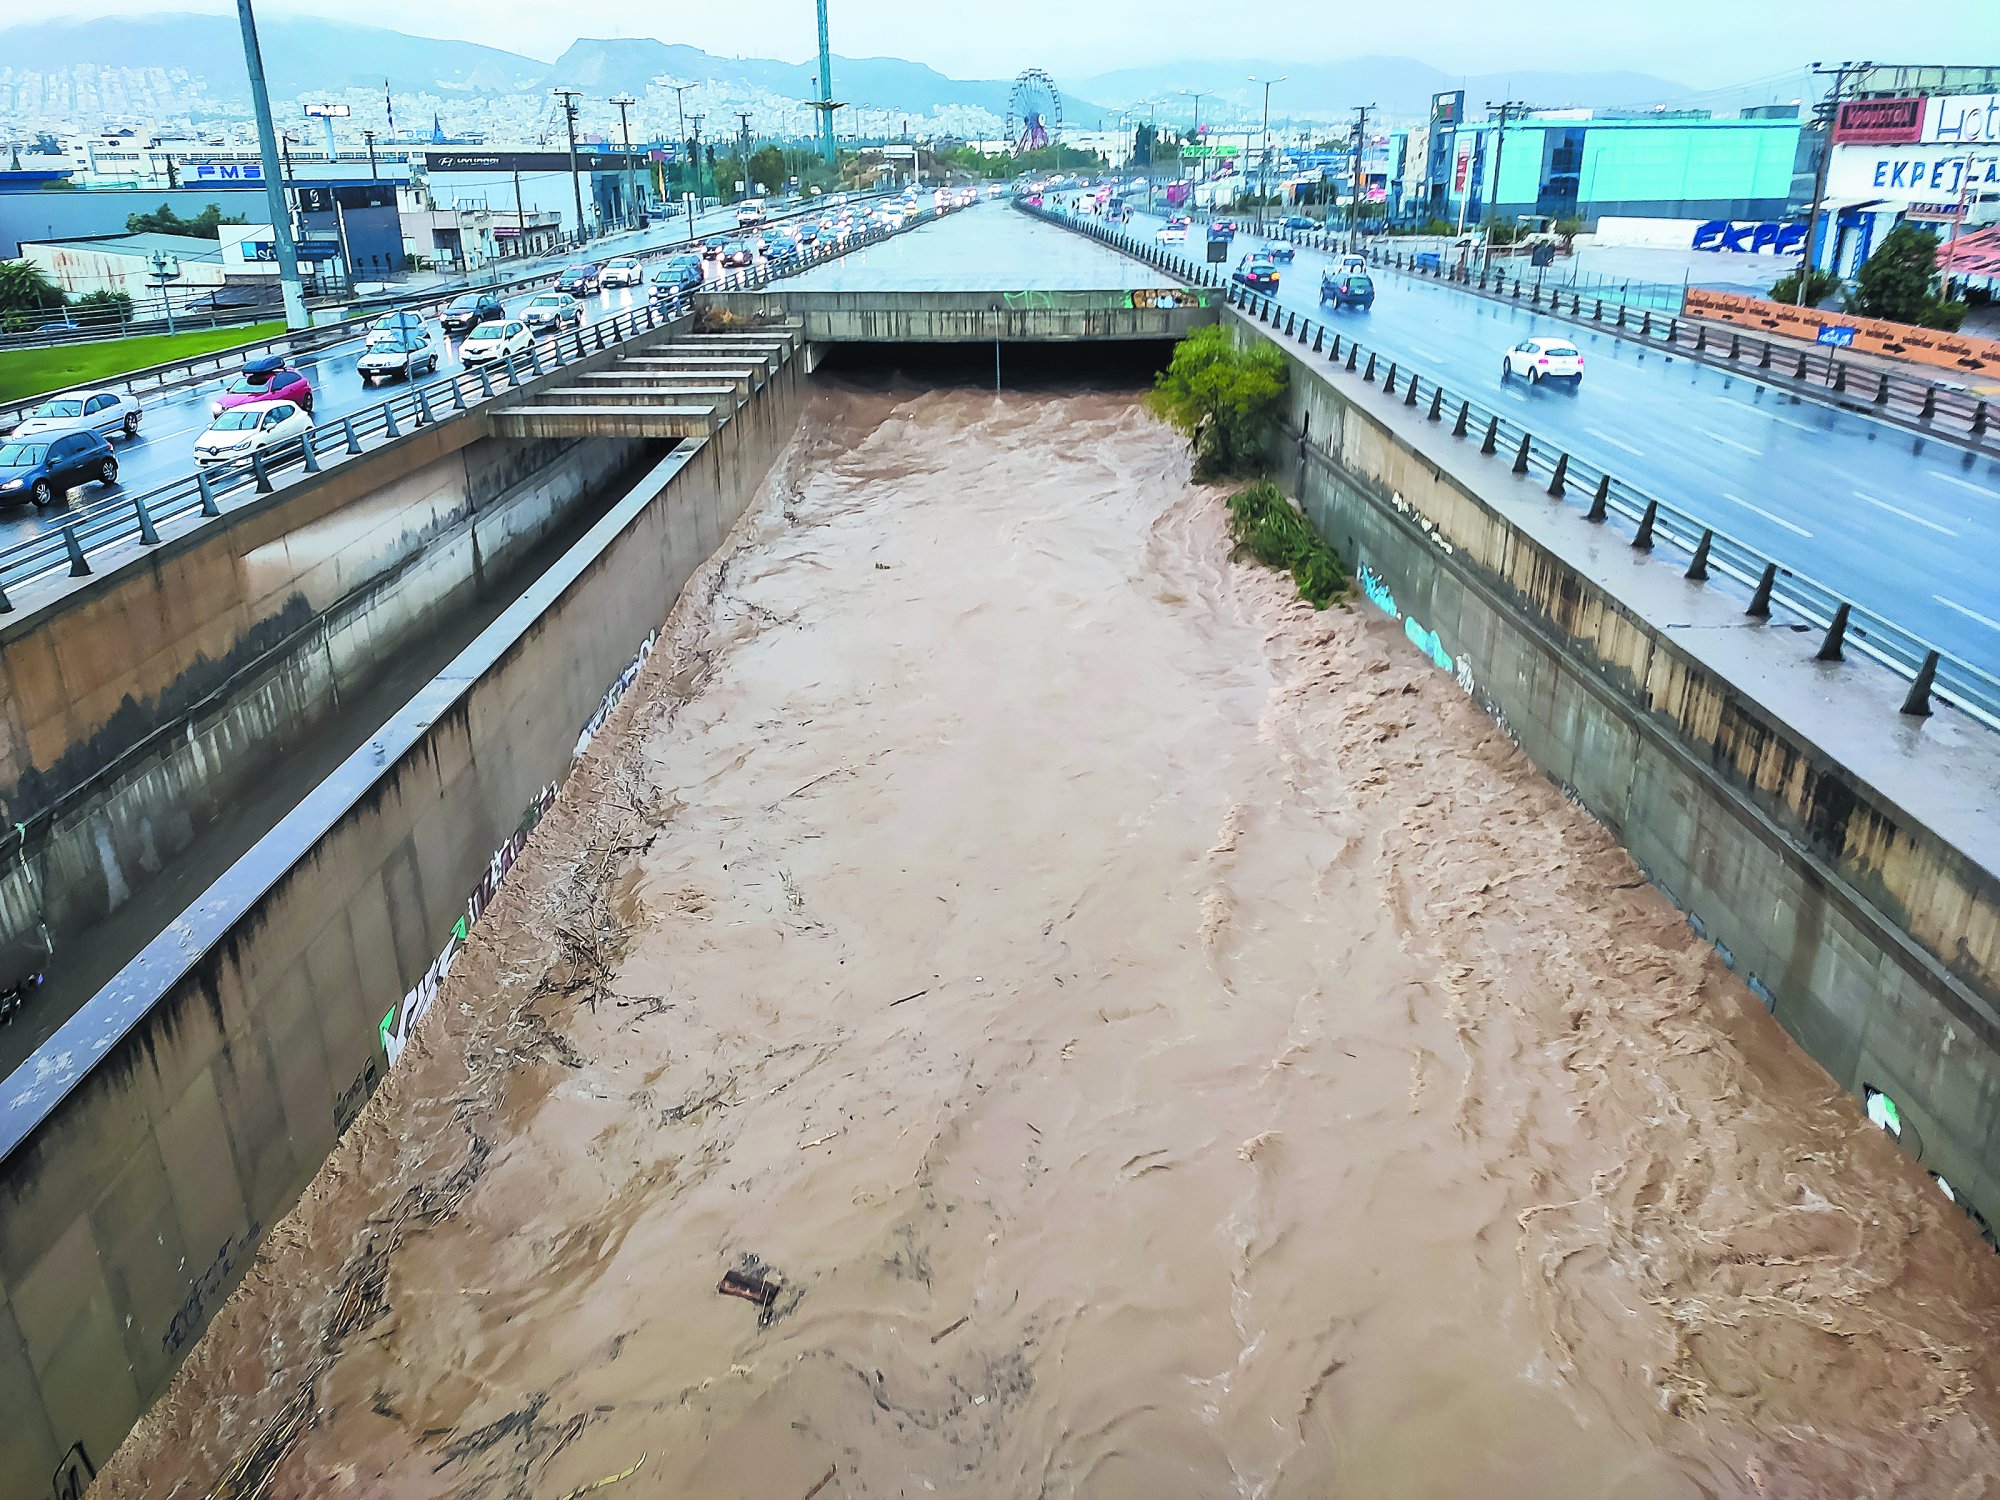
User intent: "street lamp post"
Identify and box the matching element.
[147,250,182,334]
[233,0,307,329]
[1248,75,1286,228]
[667,83,697,245]
[550,86,587,247]
[611,95,638,229]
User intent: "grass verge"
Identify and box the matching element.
[0,322,287,406]
[1226,480,1349,608]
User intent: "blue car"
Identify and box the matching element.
[1269,243,1296,264]
[652,254,705,296]
[1281,214,1316,231]
[0,428,118,508]
[1233,253,1280,291]
[1320,271,1376,310]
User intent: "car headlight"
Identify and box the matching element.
[1,478,22,490]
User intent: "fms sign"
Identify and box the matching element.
[1691,220,1807,255]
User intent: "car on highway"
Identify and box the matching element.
[720,241,755,269]
[1268,243,1296,264]
[1210,219,1237,241]
[554,264,601,296]
[193,399,313,467]
[460,318,533,366]
[1232,252,1280,291]
[1335,253,1369,277]
[356,331,440,383]
[1282,214,1316,231]
[765,238,802,271]
[367,310,430,347]
[1502,336,1585,387]
[9,387,142,442]
[212,356,313,418]
[441,292,506,334]
[700,238,727,261]
[601,256,643,288]
[0,429,118,507]
[1319,271,1375,311]
[652,254,705,297]
[522,291,584,333]
[737,198,768,228]
[1156,218,1188,243]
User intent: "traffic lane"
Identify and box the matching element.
[0,235,818,543]
[1141,212,2000,672]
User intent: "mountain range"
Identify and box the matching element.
[0,14,1695,125]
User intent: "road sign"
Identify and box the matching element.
[1182,144,1239,159]
[1817,325,1857,347]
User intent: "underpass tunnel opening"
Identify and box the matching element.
[810,339,1177,391]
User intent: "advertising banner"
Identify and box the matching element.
[1431,90,1464,128]
[1826,143,2000,202]
[1833,97,1923,145]
[1924,94,2000,145]
[1683,287,2000,376]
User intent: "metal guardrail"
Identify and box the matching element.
[0,191,900,432]
[0,199,958,616]
[1252,224,2000,456]
[1022,199,2000,734]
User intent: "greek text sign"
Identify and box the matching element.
[1826,144,2000,202]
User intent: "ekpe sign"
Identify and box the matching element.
[1827,144,2000,202]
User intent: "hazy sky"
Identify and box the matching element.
[37,0,2000,88]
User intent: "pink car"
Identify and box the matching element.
[210,355,314,418]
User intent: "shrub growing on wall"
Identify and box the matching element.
[1146,324,1289,481]
[1226,480,1348,608]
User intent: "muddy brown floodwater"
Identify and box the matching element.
[104,383,2000,1500]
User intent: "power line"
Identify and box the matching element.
[548,86,587,245]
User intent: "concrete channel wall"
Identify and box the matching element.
[0,315,693,1003]
[0,339,801,1498]
[706,287,1218,346]
[1243,311,2000,1240]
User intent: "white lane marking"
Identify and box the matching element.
[1722,491,1813,537]
[1851,489,1959,537]
[1584,425,1645,457]
[1754,410,1818,432]
[1696,426,1761,455]
[1929,469,2000,498]
[1405,343,1446,363]
[1934,594,2000,632]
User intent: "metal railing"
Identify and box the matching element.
[0,198,961,614]
[1019,198,2000,733]
[1249,224,1999,455]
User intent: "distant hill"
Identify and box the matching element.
[1074,58,1695,121]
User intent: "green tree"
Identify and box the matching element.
[1145,324,1289,481]
[0,257,64,325]
[1132,123,1156,167]
[124,201,245,239]
[747,145,788,195]
[1851,224,1940,324]
[1767,266,1842,307]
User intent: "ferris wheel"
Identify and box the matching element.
[1008,69,1062,154]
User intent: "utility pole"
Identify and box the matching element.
[1350,102,1375,246]
[813,0,838,165]
[234,0,307,329]
[513,165,526,246]
[610,95,637,229]
[362,128,378,178]
[1797,61,1864,305]
[1483,99,1529,250]
[1180,90,1204,191]
[667,82,697,244]
[550,86,586,246]
[1248,74,1286,227]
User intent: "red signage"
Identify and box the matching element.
[1834,96,1925,145]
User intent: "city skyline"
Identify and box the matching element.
[21,0,2000,92]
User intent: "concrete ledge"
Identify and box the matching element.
[491,405,720,440]
[703,287,1218,342]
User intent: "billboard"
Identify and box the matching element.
[191,162,263,182]
[1431,90,1464,128]
[1833,97,1923,145]
[421,149,650,173]
[303,103,351,119]
[1925,94,2000,145]
[1827,143,2000,201]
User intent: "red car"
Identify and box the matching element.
[211,355,313,418]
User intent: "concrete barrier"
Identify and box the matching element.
[0,340,802,1495]
[703,287,1218,344]
[1241,309,2000,1241]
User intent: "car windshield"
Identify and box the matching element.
[469,322,508,339]
[209,410,265,432]
[31,399,85,418]
[0,442,50,465]
[370,336,423,353]
[448,296,481,311]
[226,372,275,392]
[531,296,568,309]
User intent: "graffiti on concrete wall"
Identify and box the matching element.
[1361,564,1485,707]
[162,1221,262,1357]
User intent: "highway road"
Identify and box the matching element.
[0,198,871,548]
[1105,201,2000,681]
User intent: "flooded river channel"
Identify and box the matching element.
[103,383,2000,1500]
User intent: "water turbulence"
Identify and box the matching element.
[105,384,2000,1499]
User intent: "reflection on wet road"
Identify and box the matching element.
[102,385,2000,1499]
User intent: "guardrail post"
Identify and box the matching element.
[1901,651,1939,717]
[415,389,436,426]
[132,495,161,545]
[0,578,11,612]
[1480,416,1499,455]
[1346,343,1359,373]
[1694,325,1707,353]
[1759,341,1773,369]
[1511,433,1532,475]
[1363,352,1377,382]
[529,345,545,377]
[1727,333,1739,359]
[1593,298,1603,321]
[452,379,468,412]
[1382,363,1397,395]
[1547,452,1568,497]
[196,469,220,516]
[250,453,274,495]
[1875,371,1891,406]
[1747,563,1776,617]
[62,524,90,577]
[1920,387,1937,421]
[1452,400,1470,437]
[383,403,401,438]
[1616,305,1627,329]
[1685,529,1712,581]
[1796,350,1809,380]
[1586,474,1609,521]
[1312,327,1324,354]
[479,366,495,399]
[1404,376,1419,408]
[1427,388,1442,422]
[1975,400,1989,435]
[301,434,322,473]
[1299,319,1312,348]
[1816,602,1851,661]
[1632,499,1658,550]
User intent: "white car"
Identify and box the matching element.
[193,399,313,466]
[1503,337,1585,386]
[460,319,533,366]
[11,387,142,442]
[1155,222,1188,244]
[522,293,582,333]
[357,330,439,383]
[601,257,643,288]
[1336,253,1369,276]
